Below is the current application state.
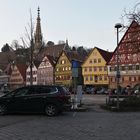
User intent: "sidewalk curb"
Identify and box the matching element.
[71,107,88,112]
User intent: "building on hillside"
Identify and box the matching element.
[38,39,70,60]
[108,20,140,89]
[10,64,27,89]
[39,41,70,59]
[41,44,65,58]
[55,49,85,88]
[26,62,39,85]
[0,51,16,70]
[82,47,113,88]
[37,55,56,85]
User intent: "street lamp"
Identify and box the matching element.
[114,23,123,110]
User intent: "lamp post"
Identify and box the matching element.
[115,23,122,110]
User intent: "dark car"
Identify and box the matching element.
[0,85,71,116]
[96,87,108,94]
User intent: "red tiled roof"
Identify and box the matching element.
[113,20,140,54]
[16,64,27,81]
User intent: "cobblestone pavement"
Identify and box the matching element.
[0,95,139,140]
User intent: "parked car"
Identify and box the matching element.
[96,87,108,94]
[0,85,71,116]
[85,87,95,94]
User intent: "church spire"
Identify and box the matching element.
[34,7,42,54]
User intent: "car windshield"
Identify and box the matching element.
[2,88,28,98]
[2,89,16,98]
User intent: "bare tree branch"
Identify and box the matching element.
[122,2,140,24]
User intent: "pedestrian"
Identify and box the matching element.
[126,85,131,96]
[108,88,112,96]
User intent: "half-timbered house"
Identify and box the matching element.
[108,20,140,88]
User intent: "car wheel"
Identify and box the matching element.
[0,105,7,115]
[45,104,58,117]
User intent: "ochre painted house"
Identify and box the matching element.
[55,51,72,87]
[82,47,112,87]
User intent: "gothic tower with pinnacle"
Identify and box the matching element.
[34,7,42,54]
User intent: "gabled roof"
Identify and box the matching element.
[40,55,57,67]
[114,20,140,54]
[16,64,27,81]
[82,47,113,66]
[96,47,113,62]
[46,55,57,66]
[33,60,41,68]
[56,50,87,65]
[108,20,140,65]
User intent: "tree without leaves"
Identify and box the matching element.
[122,2,140,24]
[11,40,22,51]
[121,3,140,54]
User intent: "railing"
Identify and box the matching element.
[106,95,130,104]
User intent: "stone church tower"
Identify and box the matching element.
[34,7,42,54]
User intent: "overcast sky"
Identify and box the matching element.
[0,0,139,51]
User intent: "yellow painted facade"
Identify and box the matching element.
[82,48,109,86]
[55,52,72,87]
